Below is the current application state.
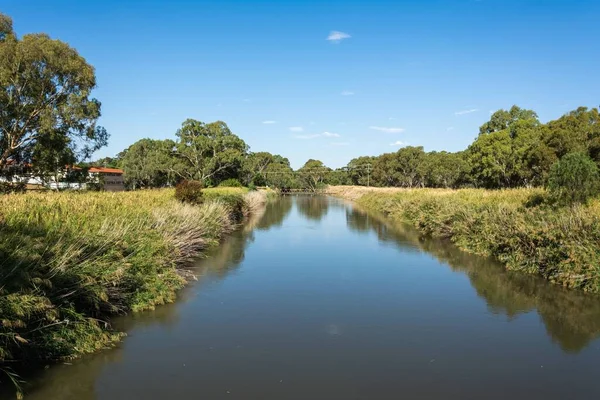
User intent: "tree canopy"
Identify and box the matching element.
[0,12,108,171]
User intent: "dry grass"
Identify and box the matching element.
[328,185,600,293]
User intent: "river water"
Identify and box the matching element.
[13,196,600,399]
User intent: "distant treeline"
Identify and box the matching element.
[95,106,599,191]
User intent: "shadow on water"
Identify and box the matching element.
[345,205,600,353]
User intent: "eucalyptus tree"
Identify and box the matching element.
[0,13,108,172]
[120,139,177,189]
[172,119,249,186]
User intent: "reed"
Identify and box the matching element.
[328,186,600,293]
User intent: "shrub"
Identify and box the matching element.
[214,194,247,222]
[218,178,243,188]
[0,181,26,194]
[174,180,204,204]
[547,152,600,205]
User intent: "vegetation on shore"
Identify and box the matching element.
[328,186,600,293]
[0,187,270,394]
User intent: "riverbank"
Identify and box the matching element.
[327,186,600,293]
[0,188,271,391]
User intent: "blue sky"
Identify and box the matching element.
[3,0,600,169]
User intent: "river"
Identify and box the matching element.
[12,196,600,399]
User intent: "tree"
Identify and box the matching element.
[346,156,376,186]
[173,119,248,185]
[371,152,401,187]
[479,105,539,136]
[395,146,426,187]
[0,12,108,170]
[547,152,600,205]
[241,151,290,186]
[468,130,514,188]
[120,139,176,189]
[263,162,296,188]
[420,151,470,188]
[297,159,331,190]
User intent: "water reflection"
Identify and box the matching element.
[11,199,294,400]
[345,206,600,352]
[295,196,329,221]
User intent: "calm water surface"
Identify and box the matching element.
[13,197,600,399]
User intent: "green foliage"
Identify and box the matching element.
[0,12,108,169]
[218,178,242,187]
[174,180,204,204]
[297,159,331,190]
[547,152,600,205]
[173,119,248,185]
[120,139,176,189]
[333,187,600,293]
[0,181,26,194]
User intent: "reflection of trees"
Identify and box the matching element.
[256,197,293,230]
[345,208,420,253]
[345,206,600,353]
[296,196,329,221]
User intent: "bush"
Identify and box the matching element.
[547,152,600,205]
[174,180,204,204]
[218,178,243,188]
[0,181,26,194]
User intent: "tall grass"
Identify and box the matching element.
[328,186,600,293]
[0,187,268,392]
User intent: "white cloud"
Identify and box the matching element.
[262,120,277,124]
[446,127,454,131]
[331,142,350,146]
[294,134,321,139]
[289,126,304,132]
[294,131,342,139]
[388,117,396,120]
[327,31,351,43]
[390,140,408,147]
[243,98,251,102]
[341,90,354,96]
[455,108,478,115]
[370,126,405,133]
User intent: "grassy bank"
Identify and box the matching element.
[328,186,600,293]
[0,188,270,391]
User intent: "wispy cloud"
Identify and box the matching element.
[294,131,342,139]
[370,126,405,133]
[289,126,304,132]
[389,117,396,120]
[455,108,478,115]
[327,31,351,43]
[331,142,350,146]
[242,98,251,102]
[341,90,354,96]
[390,140,408,147]
[446,127,454,131]
[262,120,276,124]
[294,134,321,139]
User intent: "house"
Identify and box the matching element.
[88,167,125,191]
[0,162,125,191]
